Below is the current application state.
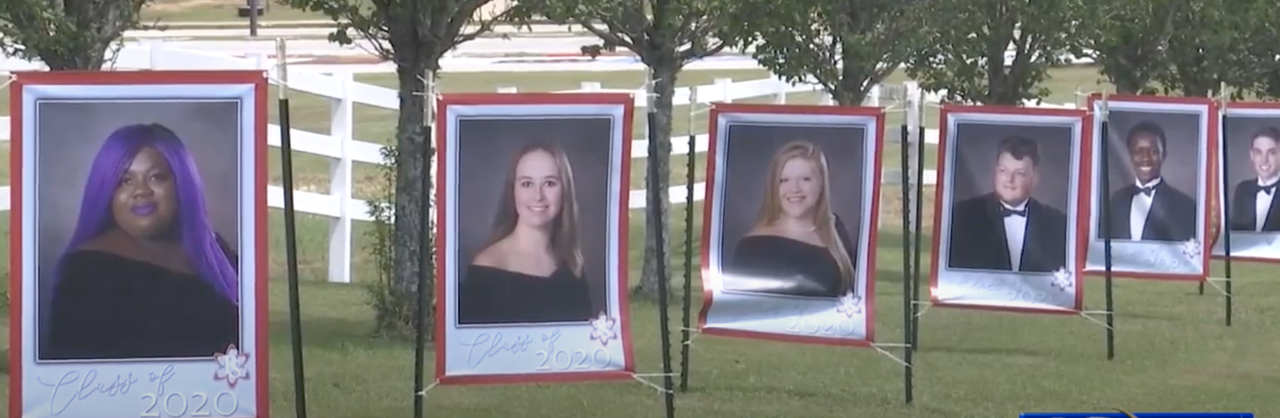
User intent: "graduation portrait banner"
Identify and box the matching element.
[434,93,636,384]
[8,71,270,418]
[1085,96,1216,279]
[929,106,1087,314]
[697,103,882,346]
[1212,103,1280,262]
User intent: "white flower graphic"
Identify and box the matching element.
[1050,267,1074,292]
[589,312,618,347]
[213,345,251,389]
[1182,238,1202,260]
[835,291,863,318]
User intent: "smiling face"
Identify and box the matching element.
[1250,134,1280,180]
[1128,132,1164,184]
[993,151,1037,205]
[512,149,564,229]
[777,156,823,219]
[111,146,179,240]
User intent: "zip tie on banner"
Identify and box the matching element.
[1203,278,1230,296]
[0,73,15,91]
[678,327,701,346]
[631,373,674,394]
[869,343,912,368]
[414,380,440,398]
[911,301,932,318]
[1078,311,1113,330]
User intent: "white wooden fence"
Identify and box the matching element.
[0,43,1084,284]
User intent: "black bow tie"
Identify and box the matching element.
[1261,183,1277,195]
[1137,186,1156,196]
[1001,207,1027,218]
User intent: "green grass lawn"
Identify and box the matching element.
[9,65,1275,418]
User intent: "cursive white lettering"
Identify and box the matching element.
[461,332,534,368]
[37,369,140,416]
[148,365,176,396]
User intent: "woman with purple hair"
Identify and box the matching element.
[43,123,240,360]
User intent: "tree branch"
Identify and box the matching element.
[575,18,635,50]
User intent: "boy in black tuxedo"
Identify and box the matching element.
[948,136,1068,272]
[1104,121,1197,242]
[1230,126,1280,232]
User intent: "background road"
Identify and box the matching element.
[136,35,610,57]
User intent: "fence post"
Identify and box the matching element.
[327,72,355,284]
[253,53,268,71]
[773,77,787,104]
[865,84,881,107]
[904,80,922,227]
[715,78,733,103]
[147,41,163,70]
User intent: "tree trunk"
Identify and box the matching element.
[43,44,109,70]
[1098,46,1159,95]
[392,62,432,293]
[634,63,679,299]
[985,36,1019,105]
[832,47,870,106]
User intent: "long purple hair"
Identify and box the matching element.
[55,123,239,305]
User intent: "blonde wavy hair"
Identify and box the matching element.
[753,141,855,294]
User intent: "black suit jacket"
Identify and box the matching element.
[947,193,1069,273]
[1229,180,1280,232]
[1104,181,1197,242]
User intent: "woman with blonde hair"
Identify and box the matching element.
[726,141,858,298]
[458,141,594,324]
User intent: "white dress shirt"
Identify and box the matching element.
[1001,200,1029,271]
[1256,176,1278,232]
[1130,178,1162,240]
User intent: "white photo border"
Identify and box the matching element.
[1086,100,1211,275]
[18,84,261,418]
[439,103,630,379]
[932,112,1084,312]
[1212,108,1280,260]
[700,112,878,342]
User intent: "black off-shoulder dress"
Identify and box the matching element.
[43,246,240,361]
[457,265,594,325]
[724,216,859,298]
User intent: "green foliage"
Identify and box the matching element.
[1155,0,1261,98]
[717,0,923,106]
[0,0,152,70]
[507,0,725,67]
[1078,0,1175,94]
[280,0,499,65]
[363,146,429,338]
[1232,1,1280,99]
[905,0,1084,105]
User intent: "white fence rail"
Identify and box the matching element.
[0,43,1087,283]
